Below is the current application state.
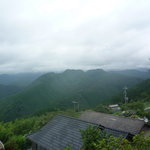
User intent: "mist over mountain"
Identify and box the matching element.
[111,69,150,79]
[110,77,150,104]
[0,69,149,101]
[0,84,22,99]
[0,69,142,121]
[0,73,44,87]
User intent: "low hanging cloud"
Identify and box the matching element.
[0,0,150,73]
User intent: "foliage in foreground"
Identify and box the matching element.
[0,110,80,150]
[80,126,150,150]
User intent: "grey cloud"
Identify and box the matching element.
[0,0,150,73]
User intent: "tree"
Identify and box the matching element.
[81,126,150,150]
[80,126,106,150]
[5,136,26,150]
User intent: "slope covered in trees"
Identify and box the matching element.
[127,79,150,101]
[0,84,22,98]
[111,79,150,104]
[0,69,141,121]
[0,73,43,99]
[111,69,150,79]
[0,73,43,87]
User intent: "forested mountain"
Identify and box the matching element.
[127,79,150,101]
[0,73,43,99]
[0,73,43,87]
[111,79,150,103]
[0,69,141,121]
[111,69,150,79]
[0,84,22,98]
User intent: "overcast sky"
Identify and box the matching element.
[0,0,150,73]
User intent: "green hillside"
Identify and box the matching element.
[127,79,150,101]
[0,73,43,87]
[0,69,141,121]
[0,84,22,98]
[111,79,150,104]
[111,69,150,79]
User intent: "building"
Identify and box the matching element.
[109,104,121,112]
[0,141,4,150]
[27,115,132,150]
[80,111,145,135]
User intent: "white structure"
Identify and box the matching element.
[144,107,150,112]
[72,101,79,112]
[138,117,149,123]
[109,104,121,111]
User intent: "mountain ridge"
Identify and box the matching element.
[0,69,142,121]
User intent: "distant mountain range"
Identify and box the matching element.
[111,69,150,79]
[0,73,43,99]
[0,69,144,121]
[0,73,43,87]
[0,84,23,99]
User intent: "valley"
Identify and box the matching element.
[0,69,144,121]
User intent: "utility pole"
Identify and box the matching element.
[123,86,128,104]
[72,101,79,112]
[77,102,79,112]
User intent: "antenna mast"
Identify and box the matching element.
[123,86,128,104]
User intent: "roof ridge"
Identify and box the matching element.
[87,111,145,123]
[56,115,99,125]
[55,115,132,135]
[102,125,132,135]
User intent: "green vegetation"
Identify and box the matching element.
[127,79,150,101]
[0,84,22,99]
[1,72,150,150]
[112,70,150,79]
[80,126,150,150]
[94,104,111,114]
[64,146,73,150]
[119,101,150,124]
[0,73,42,87]
[0,110,80,150]
[0,69,140,121]
[107,79,150,122]
[80,126,106,150]
[111,79,150,104]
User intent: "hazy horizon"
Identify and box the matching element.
[0,67,149,75]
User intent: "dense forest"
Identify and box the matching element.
[110,79,150,104]
[0,69,142,121]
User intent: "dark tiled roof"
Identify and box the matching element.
[27,115,129,150]
[80,111,145,135]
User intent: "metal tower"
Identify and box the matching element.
[123,86,128,104]
[72,101,79,112]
